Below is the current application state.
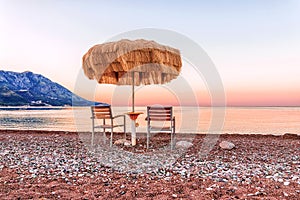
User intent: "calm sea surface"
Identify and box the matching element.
[0,107,299,135]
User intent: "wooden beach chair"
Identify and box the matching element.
[145,106,175,149]
[91,105,126,147]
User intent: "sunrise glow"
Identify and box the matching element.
[1,1,299,106]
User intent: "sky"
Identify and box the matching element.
[0,0,300,106]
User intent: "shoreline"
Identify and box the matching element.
[0,130,299,199]
[0,129,299,137]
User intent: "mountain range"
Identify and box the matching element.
[0,70,104,106]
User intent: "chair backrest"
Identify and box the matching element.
[147,106,173,121]
[91,105,112,119]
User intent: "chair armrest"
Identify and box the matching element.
[112,114,125,119]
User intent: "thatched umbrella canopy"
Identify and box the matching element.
[82,39,182,111]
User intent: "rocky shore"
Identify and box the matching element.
[0,130,299,199]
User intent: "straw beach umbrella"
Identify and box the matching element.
[82,39,182,112]
[82,39,182,146]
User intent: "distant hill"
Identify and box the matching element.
[0,70,105,106]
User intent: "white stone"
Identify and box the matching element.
[124,141,131,146]
[283,181,290,186]
[219,141,235,150]
[1,150,9,155]
[175,141,193,148]
[114,139,130,145]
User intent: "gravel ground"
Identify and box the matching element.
[0,130,299,199]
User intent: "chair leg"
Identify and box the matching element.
[91,119,95,146]
[171,119,176,150]
[124,116,126,139]
[173,130,176,149]
[110,129,113,147]
[172,126,176,150]
[171,131,174,150]
[91,129,94,146]
[147,130,150,149]
[124,125,126,140]
[103,129,106,144]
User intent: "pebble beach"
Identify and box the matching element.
[0,130,299,199]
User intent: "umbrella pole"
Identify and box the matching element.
[132,71,135,112]
[131,71,136,146]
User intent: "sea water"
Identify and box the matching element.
[0,107,299,135]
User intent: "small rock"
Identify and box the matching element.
[283,181,290,186]
[172,194,177,198]
[114,139,128,145]
[2,150,10,155]
[176,141,193,148]
[219,141,235,150]
[247,191,263,196]
[124,141,131,146]
[218,178,228,182]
